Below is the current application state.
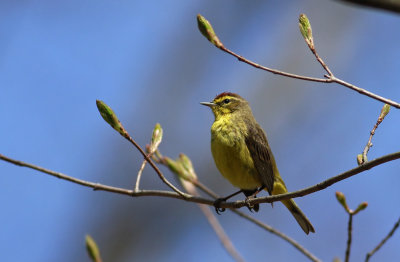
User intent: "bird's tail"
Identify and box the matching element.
[282,199,315,235]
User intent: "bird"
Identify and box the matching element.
[201,92,315,234]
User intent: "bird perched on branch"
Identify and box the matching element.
[201,92,315,234]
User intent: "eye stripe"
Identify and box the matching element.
[214,96,236,103]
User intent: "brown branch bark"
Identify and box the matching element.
[2,151,400,209]
[0,152,320,261]
[345,214,353,262]
[365,216,400,261]
[217,35,400,109]
[339,0,400,14]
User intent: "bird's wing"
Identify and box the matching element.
[245,122,275,195]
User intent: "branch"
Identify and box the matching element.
[1,152,320,261]
[339,0,400,14]
[179,178,245,262]
[345,214,353,262]
[358,104,391,165]
[335,192,368,262]
[221,47,330,83]
[96,101,188,198]
[196,14,400,109]
[0,153,209,203]
[229,209,320,262]
[2,151,400,209]
[365,216,400,262]
[158,153,320,262]
[240,151,400,208]
[135,124,163,192]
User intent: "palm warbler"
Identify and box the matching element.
[201,92,315,234]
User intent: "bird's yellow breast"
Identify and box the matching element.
[210,116,262,189]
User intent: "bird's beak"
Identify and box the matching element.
[200,101,216,107]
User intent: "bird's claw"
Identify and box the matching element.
[245,197,254,212]
[213,198,226,214]
[245,196,259,212]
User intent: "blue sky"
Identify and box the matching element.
[1,1,400,261]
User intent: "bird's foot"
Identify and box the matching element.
[213,198,226,214]
[245,196,259,212]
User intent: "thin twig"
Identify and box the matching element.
[310,47,333,77]
[241,151,400,208]
[2,152,319,261]
[123,135,188,198]
[135,158,148,192]
[153,155,320,261]
[182,180,245,262]
[198,203,245,262]
[0,153,207,202]
[218,44,400,109]
[331,77,400,109]
[360,104,390,164]
[185,180,320,261]
[220,46,331,83]
[135,151,155,192]
[231,209,320,262]
[345,214,353,262]
[193,181,320,261]
[365,216,400,262]
[2,151,400,208]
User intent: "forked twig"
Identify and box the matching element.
[335,192,368,262]
[197,14,400,109]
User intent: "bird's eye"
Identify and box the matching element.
[223,98,230,104]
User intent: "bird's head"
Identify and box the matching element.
[201,92,249,120]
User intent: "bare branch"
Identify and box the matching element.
[198,203,245,262]
[0,153,206,203]
[366,216,400,261]
[359,104,391,164]
[242,151,400,207]
[345,214,353,262]
[339,0,400,14]
[124,132,189,198]
[159,156,320,261]
[96,101,185,197]
[135,124,163,192]
[219,45,400,109]
[197,14,400,109]
[1,152,320,261]
[135,157,149,192]
[335,192,368,262]
[230,209,320,262]
[2,151,400,209]
[181,180,245,262]
[331,78,400,109]
[221,46,330,83]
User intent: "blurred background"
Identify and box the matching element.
[1,1,400,261]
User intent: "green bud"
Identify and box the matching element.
[179,153,197,180]
[150,123,163,153]
[163,157,183,176]
[335,191,349,213]
[197,14,223,48]
[354,202,368,215]
[379,104,390,120]
[357,154,364,165]
[299,14,314,49]
[96,100,126,137]
[85,235,102,262]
